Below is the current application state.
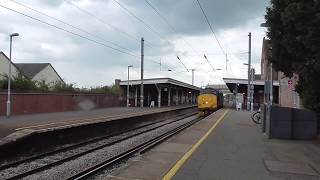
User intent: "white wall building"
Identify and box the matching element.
[0,51,63,86]
[0,52,20,79]
[15,63,63,86]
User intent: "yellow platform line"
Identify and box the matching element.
[162,109,229,180]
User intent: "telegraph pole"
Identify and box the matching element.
[247,32,252,111]
[140,37,144,107]
[127,65,133,107]
[226,53,228,71]
[191,69,195,85]
[251,68,255,111]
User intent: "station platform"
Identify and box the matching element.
[0,105,194,140]
[107,109,320,180]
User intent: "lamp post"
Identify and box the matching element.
[243,62,253,111]
[6,33,19,118]
[191,69,195,85]
[127,65,133,107]
[247,32,252,111]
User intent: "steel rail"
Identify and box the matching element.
[68,117,202,180]
[1,112,197,180]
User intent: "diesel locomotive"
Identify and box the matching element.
[197,88,223,116]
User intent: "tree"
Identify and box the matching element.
[265,0,320,113]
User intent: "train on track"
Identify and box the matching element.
[197,88,224,116]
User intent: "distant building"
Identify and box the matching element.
[15,63,63,86]
[206,84,230,95]
[260,38,302,108]
[0,51,64,86]
[0,52,20,79]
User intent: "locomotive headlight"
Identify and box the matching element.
[205,101,208,104]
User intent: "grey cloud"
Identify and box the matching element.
[36,0,64,7]
[0,0,268,87]
[122,0,268,36]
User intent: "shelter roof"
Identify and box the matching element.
[120,78,201,91]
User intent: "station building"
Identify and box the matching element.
[222,37,302,109]
[116,78,200,108]
[223,77,280,109]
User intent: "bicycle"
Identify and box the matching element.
[251,110,262,124]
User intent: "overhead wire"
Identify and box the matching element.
[176,56,189,72]
[143,0,216,72]
[195,0,226,55]
[0,4,143,58]
[112,0,190,72]
[9,0,136,54]
[62,0,154,49]
[112,0,164,41]
[61,0,176,69]
[1,3,172,71]
[194,0,228,61]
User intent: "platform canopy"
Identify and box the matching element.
[120,78,201,91]
[223,77,280,106]
[118,78,200,108]
[223,77,279,94]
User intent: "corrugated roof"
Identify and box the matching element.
[15,63,49,79]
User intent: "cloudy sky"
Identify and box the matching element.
[0,0,269,88]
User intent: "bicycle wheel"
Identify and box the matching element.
[251,112,262,124]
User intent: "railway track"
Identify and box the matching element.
[0,112,201,180]
[0,111,194,168]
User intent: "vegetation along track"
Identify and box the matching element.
[0,111,200,180]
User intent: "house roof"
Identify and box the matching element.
[0,51,64,83]
[15,63,50,79]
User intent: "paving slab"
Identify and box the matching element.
[108,109,226,180]
[264,160,318,176]
[106,109,320,180]
[173,110,320,180]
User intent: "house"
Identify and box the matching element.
[0,51,20,79]
[15,63,64,86]
[0,51,64,86]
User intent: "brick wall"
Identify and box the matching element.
[0,92,125,115]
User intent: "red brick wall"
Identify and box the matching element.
[0,92,125,115]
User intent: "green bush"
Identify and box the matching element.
[52,81,75,92]
[0,74,119,94]
[0,73,37,91]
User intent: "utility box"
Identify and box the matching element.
[266,106,292,139]
[292,108,317,140]
[265,105,317,140]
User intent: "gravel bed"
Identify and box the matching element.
[22,115,197,180]
[0,113,195,180]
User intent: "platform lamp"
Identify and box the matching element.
[127,65,133,107]
[6,33,19,118]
